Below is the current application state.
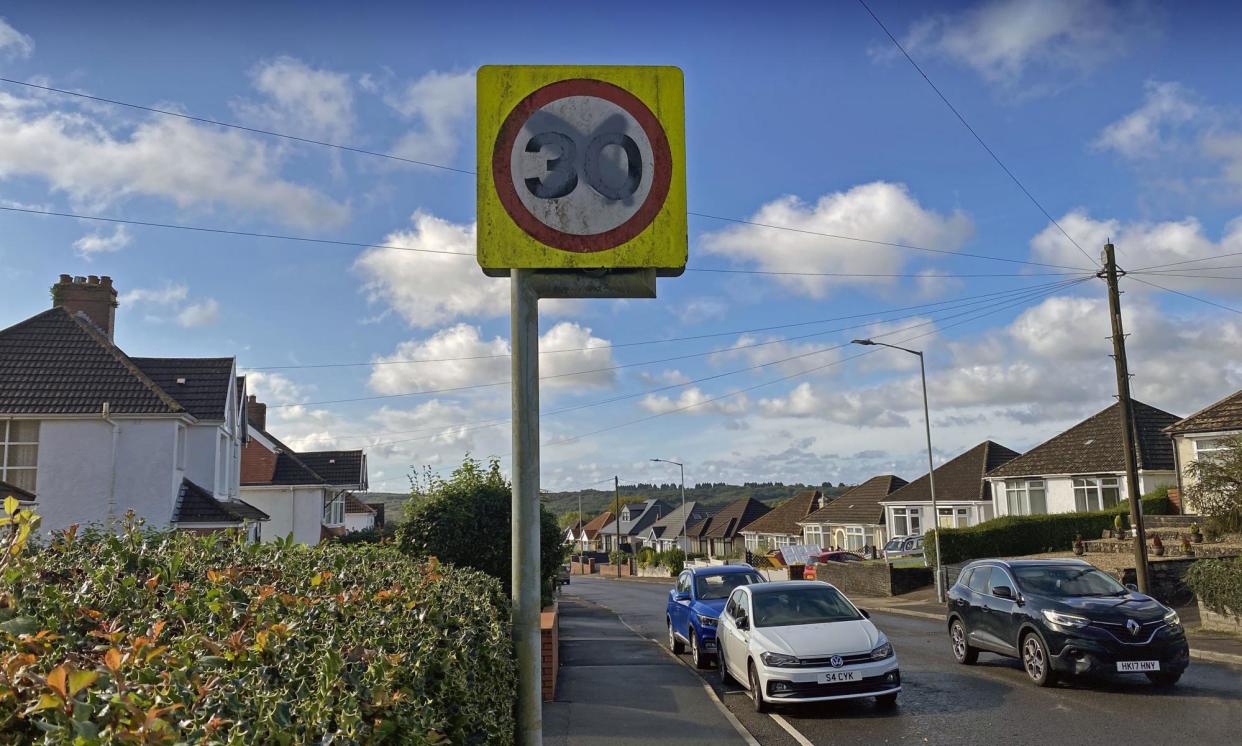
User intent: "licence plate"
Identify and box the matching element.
[1117,661,1160,672]
[817,671,861,684]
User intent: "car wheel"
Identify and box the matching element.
[1021,633,1057,687]
[718,644,734,685]
[1147,671,1182,688]
[748,661,769,713]
[875,692,898,708]
[690,631,710,669]
[667,618,685,654]
[950,619,979,665]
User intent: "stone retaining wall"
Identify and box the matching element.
[812,562,932,597]
[1198,601,1242,634]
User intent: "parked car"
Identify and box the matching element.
[667,565,766,669]
[884,535,924,562]
[946,559,1189,688]
[558,564,571,586]
[813,550,866,564]
[716,581,901,712]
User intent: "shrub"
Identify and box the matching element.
[636,547,657,567]
[0,516,516,744]
[927,494,1172,565]
[1186,556,1242,616]
[608,550,628,567]
[658,548,686,574]
[330,524,397,545]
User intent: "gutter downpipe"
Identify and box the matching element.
[102,402,119,529]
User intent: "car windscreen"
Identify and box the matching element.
[695,572,765,600]
[884,539,902,551]
[1012,565,1128,597]
[751,586,862,628]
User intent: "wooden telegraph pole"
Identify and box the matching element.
[614,476,622,579]
[1100,242,1150,593]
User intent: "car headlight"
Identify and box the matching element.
[759,651,800,668]
[1041,609,1090,629]
[870,640,894,660]
[1163,609,1180,627]
[695,613,718,627]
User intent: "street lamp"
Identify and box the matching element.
[852,339,945,603]
[650,458,688,554]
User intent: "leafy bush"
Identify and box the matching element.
[1186,556,1242,617]
[928,494,1172,565]
[657,548,685,574]
[330,524,397,545]
[1184,435,1242,532]
[397,457,563,606]
[636,547,657,567]
[0,516,516,744]
[608,550,628,566]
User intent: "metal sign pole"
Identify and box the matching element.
[511,268,542,746]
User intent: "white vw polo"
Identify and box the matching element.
[716,581,901,712]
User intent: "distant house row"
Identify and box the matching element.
[0,273,376,544]
[565,392,1242,556]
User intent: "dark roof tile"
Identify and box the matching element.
[1165,389,1242,435]
[884,441,1020,503]
[741,490,826,536]
[802,475,907,526]
[132,357,235,420]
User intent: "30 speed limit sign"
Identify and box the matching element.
[477,65,686,276]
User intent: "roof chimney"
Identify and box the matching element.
[51,274,118,341]
[246,394,267,431]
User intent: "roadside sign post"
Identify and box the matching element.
[478,65,686,745]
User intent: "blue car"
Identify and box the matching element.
[667,565,767,668]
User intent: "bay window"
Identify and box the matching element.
[1004,479,1047,516]
[1073,476,1121,512]
[846,526,865,550]
[1,420,39,494]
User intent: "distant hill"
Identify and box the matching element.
[541,482,853,521]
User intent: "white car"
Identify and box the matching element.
[716,581,901,712]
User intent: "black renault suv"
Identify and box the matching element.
[945,559,1188,688]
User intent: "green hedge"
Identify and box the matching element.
[927,493,1172,565]
[0,524,516,744]
[1186,556,1242,617]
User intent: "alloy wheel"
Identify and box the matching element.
[691,633,701,667]
[951,623,966,660]
[1022,635,1053,686]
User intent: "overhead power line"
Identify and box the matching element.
[855,0,1098,268]
[1126,275,1242,316]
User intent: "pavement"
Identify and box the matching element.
[563,574,1242,746]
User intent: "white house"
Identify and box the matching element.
[598,499,668,552]
[984,401,1179,518]
[741,490,826,551]
[799,475,907,550]
[240,397,368,545]
[0,274,264,535]
[882,441,1019,535]
[1165,388,1242,515]
[641,501,710,553]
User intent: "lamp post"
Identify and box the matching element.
[852,339,945,603]
[650,458,688,554]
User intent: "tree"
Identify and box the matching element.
[1185,435,1242,532]
[397,456,564,602]
[558,511,582,530]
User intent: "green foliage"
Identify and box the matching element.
[1186,556,1242,616]
[657,548,685,574]
[397,456,564,603]
[636,547,657,567]
[1185,435,1242,532]
[0,521,516,744]
[607,550,628,566]
[329,524,397,545]
[927,494,1172,565]
[558,511,582,530]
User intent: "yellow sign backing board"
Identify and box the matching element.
[477,65,687,276]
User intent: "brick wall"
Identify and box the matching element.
[597,561,633,577]
[240,439,278,484]
[541,604,559,701]
[813,562,932,597]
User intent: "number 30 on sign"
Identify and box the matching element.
[477,65,687,276]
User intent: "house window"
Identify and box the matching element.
[1,420,39,494]
[846,526,865,550]
[175,425,187,470]
[891,507,922,536]
[1073,476,1121,512]
[1194,437,1232,458]
[1005,479,1047,515]
[804,525,822,547]
[323,492,345,526]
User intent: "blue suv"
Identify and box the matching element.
[667,565,766,668]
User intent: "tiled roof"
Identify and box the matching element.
[299,451,367,488]
[173,479,268,524]
[0,308,183,415]
[0,479,36,502]
[740,490,825,536]
[345,492,375,514]
[986,402,1179,479]
[693,496,770,539]
[600,499,668,537]
[582,511,613,540]
[646,501,709,538]
[270,452,327,485]
[885,441,1020,503]
[802,475,908,526]
[1165,389,1242,435]
[132,357,235,420]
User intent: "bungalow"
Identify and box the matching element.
[984,401,1179,518]
[577,510,613,552]
[240,397,368,544]
[741,489,827,552]
[598,499,668,553]
[799,475,907,551]
[641,501,710,553]
[882,441,1019,534]
[685,496,770,559]
[562,518,585,548]
[1165,388,1242,515]
[0,274,263,535]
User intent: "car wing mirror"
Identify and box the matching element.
[674,591,690,601]
[992,586,1014,600]
[735,615,749,631]
[858,608,871,619]
[1124,583,1139,592]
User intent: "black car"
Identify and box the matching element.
[945,559,1188,688]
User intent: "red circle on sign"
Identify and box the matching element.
[492,78,673,253]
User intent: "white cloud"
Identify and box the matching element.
[640,387,749,416]
[243,370,312,406]
[176,298,219,327]
[714,333,844,376]
[368,321,616,394]
[72,225,131,257]
[1094,81,1198,159]
[0,90,348,229]
[237,56,354,142]
[0,17,33,59]
[385,70,474,164]
[120,283,189,306]
[895,0,1149,88]
[758,382,910,427]
[636,368,691,386]
[701,182,972,297]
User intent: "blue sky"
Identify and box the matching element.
[3,0,1242,493]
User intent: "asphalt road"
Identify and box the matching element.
[563,575,1242,746]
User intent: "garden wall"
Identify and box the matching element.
[812,562,932,597]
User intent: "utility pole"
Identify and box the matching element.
[578,491,584,558]
[1101,242,1151,594]
[614,476,622,579]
